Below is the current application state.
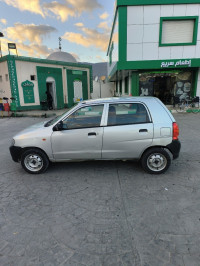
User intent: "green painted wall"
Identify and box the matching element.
[37,66,64,109]
[66,70,88,107]
[131,72,139,96]
[7,55,20,108]
[118,6,127,63]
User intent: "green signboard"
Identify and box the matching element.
[21,80,35,104]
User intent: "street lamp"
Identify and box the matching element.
[0,32,4,57]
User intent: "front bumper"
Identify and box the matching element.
[166,140,181,159]
[9,146,23,162]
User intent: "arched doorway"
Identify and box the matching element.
[46,77,57,109]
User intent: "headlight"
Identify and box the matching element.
[11,139,15,146]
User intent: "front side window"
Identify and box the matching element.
[63,105,104,130]
[107,103,150,126]
[159,16,198,46]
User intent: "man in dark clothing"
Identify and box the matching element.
[46,91,53,110]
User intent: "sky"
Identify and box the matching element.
[0,0,116,63]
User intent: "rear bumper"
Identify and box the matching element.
[9,146,22,162]
[166,140,181,159]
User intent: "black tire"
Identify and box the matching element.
[141,148,171,174]
[21,148,49,174]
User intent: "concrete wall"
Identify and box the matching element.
[127,4,200,61]
[0,61,11,99]
[15,61,90,107]
[91,81,115,99]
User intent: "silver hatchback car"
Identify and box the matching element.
[10,97,181,174]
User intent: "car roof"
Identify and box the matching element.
[80,96,158,105]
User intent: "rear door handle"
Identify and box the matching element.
[139,129,148,132]
[88,132,96,136]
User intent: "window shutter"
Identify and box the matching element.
[162,20,194,44]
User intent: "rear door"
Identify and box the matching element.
[102,102,153,159]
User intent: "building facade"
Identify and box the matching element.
[107,0,200,104]
[0,53,93,110]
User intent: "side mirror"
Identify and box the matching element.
[53,121,63,131]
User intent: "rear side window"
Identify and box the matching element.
[107,103,150,126]
[63,105,104,129]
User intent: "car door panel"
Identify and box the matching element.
[51,127,103,160]
[102,123,153,159]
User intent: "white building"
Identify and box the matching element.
[0,51,93,110]
[107,0,200,104]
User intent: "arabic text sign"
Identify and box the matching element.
[161,60,191,68]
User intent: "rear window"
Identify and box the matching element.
[107,103,150,126]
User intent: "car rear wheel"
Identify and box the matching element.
[21,148,49,174]
[141,148,171,174]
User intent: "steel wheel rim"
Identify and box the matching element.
[24,154,43,172]
[147,153,167,172]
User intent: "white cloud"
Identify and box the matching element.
[74,23,84,27]
[66,0,102,13]
[43,2,75,22]
[0,19,7,25]
[43,0,102,22]
[99,12,109,20]
[1,0,44,17]
[62,26,109,52]
[6,23,57,45]
[97,21,110,31]
[17,43,54,57]
[0,36,54,58]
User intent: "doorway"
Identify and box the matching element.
[46,77,57,109]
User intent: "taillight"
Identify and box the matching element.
[173,122,179,140]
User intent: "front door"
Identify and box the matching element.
[51,105,104,160]
[102,103,153,159]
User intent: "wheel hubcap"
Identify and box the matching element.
[24,154,43,172]
[147,153,167,172]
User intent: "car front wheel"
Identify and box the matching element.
[21,148,49,174]
[141,148,171,174]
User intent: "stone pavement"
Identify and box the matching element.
[0,114,200,265]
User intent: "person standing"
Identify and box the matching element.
[46,91,53,110]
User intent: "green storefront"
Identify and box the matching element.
[107,0,200,104]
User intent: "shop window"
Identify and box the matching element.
[0,75,2,82]
[30,75,36,81]
[159,16,198,46]
[139,71,193,105]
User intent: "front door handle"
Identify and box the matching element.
[88,132,96,136]
[139,129,148,132]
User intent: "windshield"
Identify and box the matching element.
[44,106,76,127]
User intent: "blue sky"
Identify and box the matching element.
[0,0,115,62]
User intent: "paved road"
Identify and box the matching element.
[0,114,200,266]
